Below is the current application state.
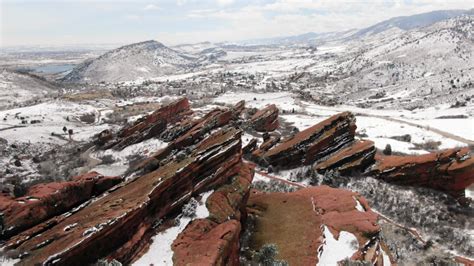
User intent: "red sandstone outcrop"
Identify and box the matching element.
[242,138,258,154]
[314,140,376,175]
[172,163,254,266]
[0,172,121,239]
[137,107,236,172]
[247,186,384,265]
[250,104,279,132]
[262,112,356,168]
[100,98,191,150]
[369,147,474,199]
[232,100,246,118]
[4,128,243,265]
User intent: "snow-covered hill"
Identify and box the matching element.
[349,9,473,39]
[62,40,195,83]
[323,15,474,109]
[0,69,57,109]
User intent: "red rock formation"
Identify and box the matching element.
[0,172,121,239]
[232,100,246,118]
[172,163,254,266]
[242,138,258,154]
[136,108,235,172]
[102,98,191,150]
[369,147,474,199]
[250,104,279,132]
[314,140,376,175]
[173,219,241,266]
[247,186,381,265]
[262,112,356,168]
[5,128,242,265]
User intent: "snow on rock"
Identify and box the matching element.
[318,226,359,265]
[132,190,213,266]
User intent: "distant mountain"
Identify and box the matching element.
[238,9,473,46]
[62,40,195,83]
[239,29,357,46]
[350,9,474,39]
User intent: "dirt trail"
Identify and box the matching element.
[295,98,473,146]
[356,113,474,146]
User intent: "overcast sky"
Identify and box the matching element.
[1,0,473,47]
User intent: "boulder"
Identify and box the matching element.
[262,112,356,168]
[314,140,376,175]
[5,128,243,265]
[250,104,279,132]
[172,219,241,266]
[0,172,121,239]
[369,147,474,199]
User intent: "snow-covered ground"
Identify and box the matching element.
[318,226,359,265]
[133,190,213,265]
[91,138,169,177]
[0,101,109,144]
[216,91,472,154]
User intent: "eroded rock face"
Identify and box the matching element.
[250,104,279,132]
[172,219,241,266]
[369,147,474,199]
[172,163,254,266]
[136,108,235,172]
[0,172,121,239]
[314,140,376,175]
[247,186,383,265]
[101,98,191,150]
[5,128,242,265]
[262,112,356,168]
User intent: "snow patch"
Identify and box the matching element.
[133,190,213,265]
[318,226,358,265]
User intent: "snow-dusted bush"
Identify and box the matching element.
[253,244,288,266]
[181,197,198,218]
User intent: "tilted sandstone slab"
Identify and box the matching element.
[136,108,235,172]
[0,172,121,239]
[172,163,254,266]
[369,147,474,198]
[247,186,382,265]
[242,138,258,155]
[262,112,356,168]
[250,104,279,132]
[100,98,191,150]
[314,140,376,175]
[5,128,242,265]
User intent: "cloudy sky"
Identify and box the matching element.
[1,0,473,47]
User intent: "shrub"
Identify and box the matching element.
[383,144,392,155]
[254,244,288,266]
[181,197,198,218]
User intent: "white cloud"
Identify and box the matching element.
[144,4,160,11]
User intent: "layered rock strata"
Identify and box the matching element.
[261,112,356,168]
[5,128,242,265]
[250,104,279,132]
[0,172,121,239]
[172,163,254,266]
